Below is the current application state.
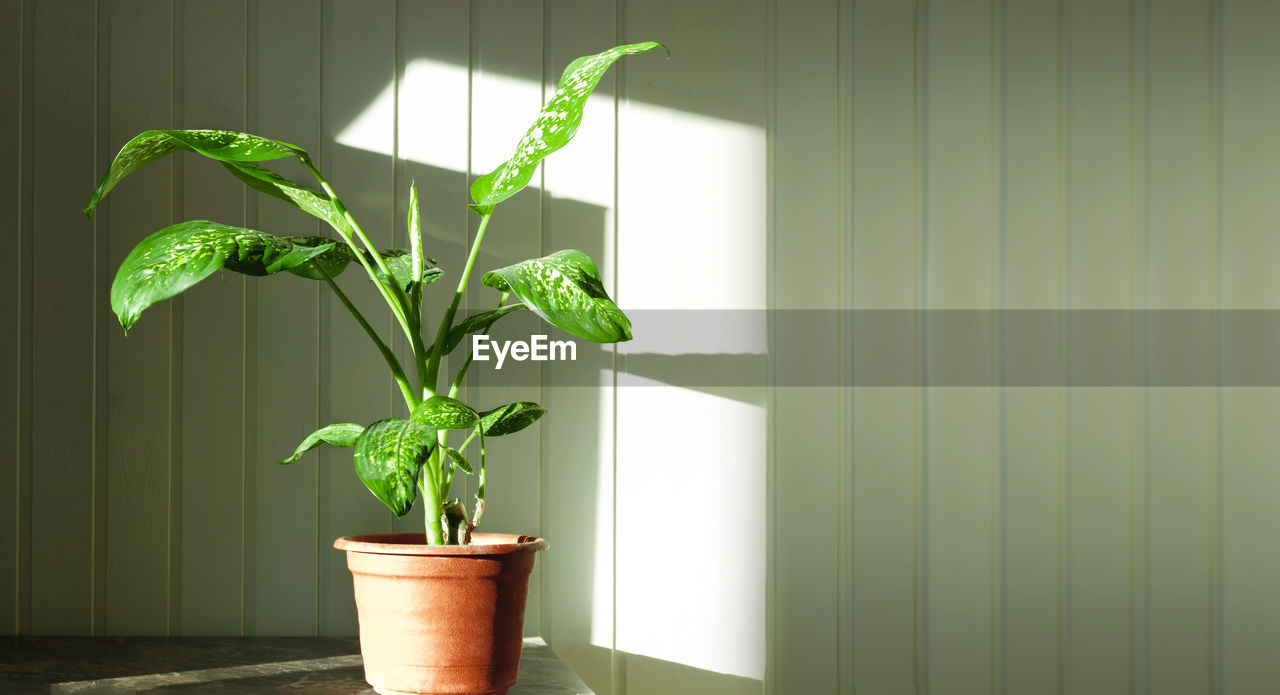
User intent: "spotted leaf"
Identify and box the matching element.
[352,418,434,517]
[221,161,351,235]
[469,41,665,214]
[411,396,479,431]
[281,236,358,280]
[374,249,443,291]
[86,129,306,216]
[478,402,547,437]
[482,249,631,343]
[111,220,332,332]
[443,447,474,474]
[279,423,365,464]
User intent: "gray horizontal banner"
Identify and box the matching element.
[454,310,1280,387]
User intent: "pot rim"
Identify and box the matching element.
[334,532,549,556]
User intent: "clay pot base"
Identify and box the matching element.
[335,533,548,695]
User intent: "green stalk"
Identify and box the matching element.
[312,261,418,410]
[418,454,445,545]
[300,158,418,354]
[425,213,494,391]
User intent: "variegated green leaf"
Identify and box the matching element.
[374,249,443,290]
[478,402,547,437]
[411,396,479,430]
[111,220,332,332]
[482,249,631,343]
[443,447,474,474]
[352,418,434,517]
[441,303,528,355]
[221,161,350,234]
[86,129,306,216]
[279,423,365,464]
[469,41,665,214]
[281,236,358,280]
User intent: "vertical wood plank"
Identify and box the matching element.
[849,3,920,694]
[541,0,618,689]
[29,0,98,634]
[1064,1,1136,692]
[104,0,176,635]
[91,0,111,636]
[1144,1,1215,692]
[768,0,838,689]
[250,0,322,637]
[922,1,997,693]
[0,0,27,636]
[467,0,545,639]
[318,0,396,636]
[178,0,247,635]
[999,1,1065,692]
[617,0,767,692]
[1219,0,1280,692]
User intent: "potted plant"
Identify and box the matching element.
[84,41,665,695]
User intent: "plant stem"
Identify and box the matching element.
[312,261,418,410]
[425,213,493,391]
[300,159,419,358]
[419,455,445,545]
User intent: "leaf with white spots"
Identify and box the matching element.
[353,418,435,517]
[469,41,666,214]
[478,402,547,437]
[221,160,351,235]
[280,236,359,280]
[85,129,307,216]
[443,447,473,474]
[482,249,631,343]
[279,423,365,464]
[373,249,443,291]
[411,396,479,431]
[111,220,333,332]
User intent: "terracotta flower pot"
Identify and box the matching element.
[334,532,549,695]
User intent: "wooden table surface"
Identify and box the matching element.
[0,636,593,694]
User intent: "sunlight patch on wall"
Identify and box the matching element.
[614,380,767,680]
[337,59,615,208]
[614,92,767,681]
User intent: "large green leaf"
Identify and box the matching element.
[111,220,332,331]
[86,129,306,216]
[279,423,365,464]
[352,418,434,517]
[411,396,479,430]
[478,402,547,437]
[469,41,665,214]
[482,249,631,343]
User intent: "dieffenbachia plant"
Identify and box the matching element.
[84,41,665,545]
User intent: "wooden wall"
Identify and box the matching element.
[6,1,1280,695]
